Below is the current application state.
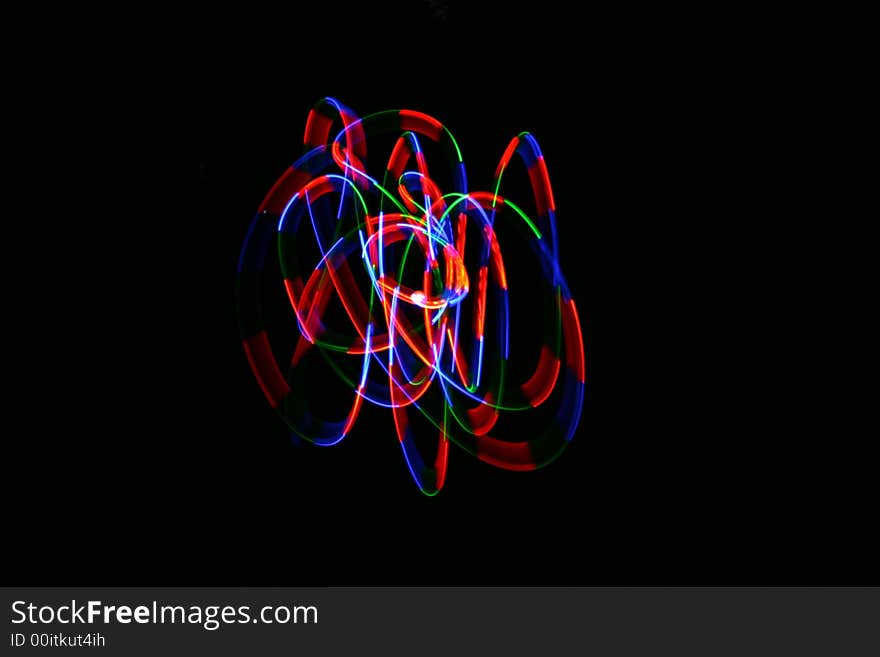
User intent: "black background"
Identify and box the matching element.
[6,3,873,584]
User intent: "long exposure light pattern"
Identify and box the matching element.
[237,98,585,495]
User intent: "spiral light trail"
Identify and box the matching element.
[237,98,585,494]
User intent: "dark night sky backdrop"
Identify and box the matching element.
[5,3,873,584]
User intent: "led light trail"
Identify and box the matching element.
[237,98,585,495]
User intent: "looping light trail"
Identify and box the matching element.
[237,98,585,495]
